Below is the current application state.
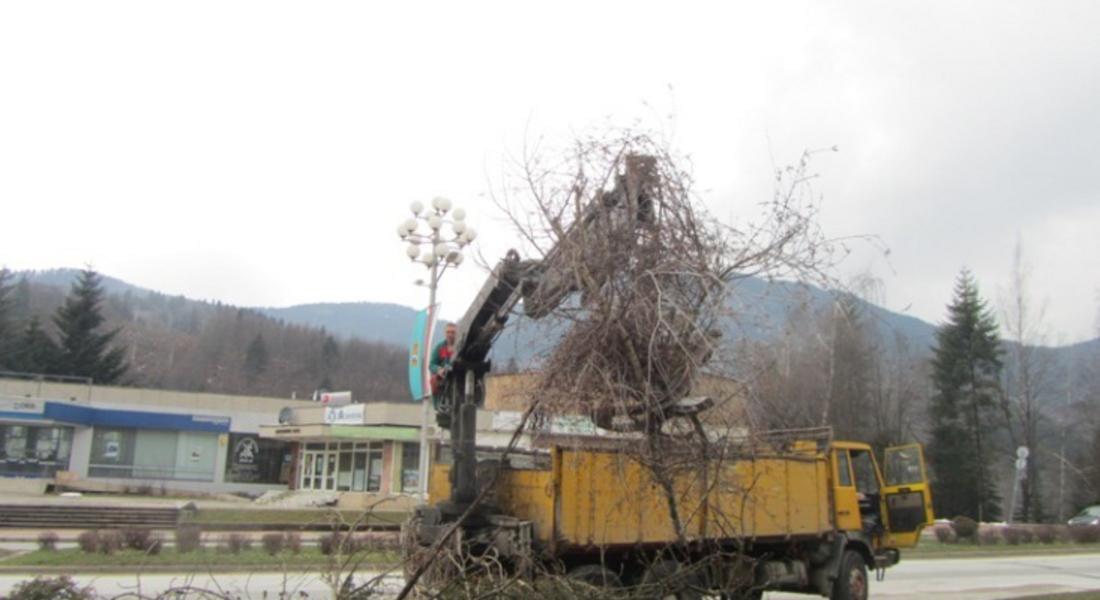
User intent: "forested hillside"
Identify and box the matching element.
[2,269,407,401]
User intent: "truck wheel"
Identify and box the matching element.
[568,564,623,588]
[831,550,869,600]
[639,559,704,599]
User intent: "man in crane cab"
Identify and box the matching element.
[851,449,884,537]
[429,323,458,408]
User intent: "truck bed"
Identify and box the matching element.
[428,441,835,551]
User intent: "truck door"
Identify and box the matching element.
[832,449,861,532]
[881,444,934,548]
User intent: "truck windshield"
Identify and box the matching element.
[884,446,924,486]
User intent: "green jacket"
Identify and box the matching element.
[430,340,455,373]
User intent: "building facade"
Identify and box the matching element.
[0,376,315,494]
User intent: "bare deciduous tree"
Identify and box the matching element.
[999,240,1053,522]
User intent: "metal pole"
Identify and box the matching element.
[417,230,440,500]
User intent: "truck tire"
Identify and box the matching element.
[568,564,623,589]
[831,550,869,600]
[639,559,704,599]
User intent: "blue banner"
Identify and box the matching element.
[408,307,430,401]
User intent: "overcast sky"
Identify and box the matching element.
[2,1,1098,343]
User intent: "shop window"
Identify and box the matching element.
[401,443,420,492]
[367,443,383,492]
[337,451,353,491]
[225,434,291,484]
[89,427,217,481]
[0,425,73,478]
[298,440,385,492]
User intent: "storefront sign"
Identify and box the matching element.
[0,398,44,415]
[324,403,365,425]
[317,391,352,406]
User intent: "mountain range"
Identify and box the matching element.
[14,268,1099,382]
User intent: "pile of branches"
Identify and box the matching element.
[498,130,838,434]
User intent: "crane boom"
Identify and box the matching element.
[434,155,658,511]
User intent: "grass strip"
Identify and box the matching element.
[183,509,407,528]
[2,547,399,568]
[907,540,1100,559]
[1011,593,1100,600]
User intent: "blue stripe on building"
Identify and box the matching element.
[2,402,231,433]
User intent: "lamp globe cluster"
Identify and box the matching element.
[397,197,476,269]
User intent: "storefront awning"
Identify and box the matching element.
[258,424,419,442]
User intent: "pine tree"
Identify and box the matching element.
[827,294,873,441]
[52,269,128,383]
[243,333,269,382]
[12,276,31,321]
[12,316,59,375]
[321,335,340,370]
[0,268,14,369]
[927,270,1004,521]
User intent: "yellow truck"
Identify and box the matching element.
[410,435,933,599]
[405,159,933,598]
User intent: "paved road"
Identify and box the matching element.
[0,570,405,598]
[771,553,1100,600]
[0,553,1097,598]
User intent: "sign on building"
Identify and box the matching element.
[324,403,365,425]
[317,391,352,406]
[0,397,45,415]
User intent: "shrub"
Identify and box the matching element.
[37,531,59,552]
[320,532,362,555]
[952,516,979,541]
[369,533,400,553]
[146,533,164,555]
[121,527,153,551]
[261,532,285,555]
[319,532,341,556]
[978,528,1001,545]
[97,530,123,555]
[933,524,956,544]
[1068,525,1100,544]
[1001,526,1023,545]
[76,530,99,554]
[175,524,203,553]
[285,532,302,555]
[224,532,252,554]
[1019,527,1035,544]
[7,575,95,600]
[1035,525,1058,544]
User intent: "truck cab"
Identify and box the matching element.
[832,442,935,564]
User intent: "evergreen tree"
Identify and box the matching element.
[12,276,32,321]
[12,316,59,374]
[827,294,873,441]
[0,268,14,369]
[52,269,128,383]
[244,333,269,382]
[321,335,340,370]
[927,270,1004,521]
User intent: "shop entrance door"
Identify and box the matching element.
[297,441,385,492]
[300,444,330,490]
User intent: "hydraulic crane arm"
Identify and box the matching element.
[436,155,658,510]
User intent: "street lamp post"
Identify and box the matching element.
[398,198,477,499]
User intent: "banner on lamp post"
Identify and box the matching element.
[408,305,439,402]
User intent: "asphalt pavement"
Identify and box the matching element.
[772,552,1100,599]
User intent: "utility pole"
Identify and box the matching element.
[397,198,477,499]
